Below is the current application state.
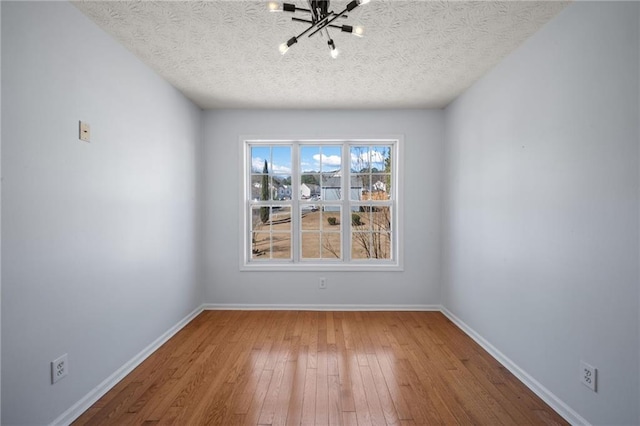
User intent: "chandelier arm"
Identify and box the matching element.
[292,17,314,24]
[292,17,347,26]
[293,21,321,40]
[324,27,335,47]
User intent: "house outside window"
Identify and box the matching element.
[241,138,402,271]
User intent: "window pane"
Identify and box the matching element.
[251,174,273,201]
[351,232,390,260]
[301,232,320,259]
[321,146,341,172]
[350,206,392,260]
[351,232,370,259]
[370,146,390,173]
[302,205,342,260]
[322,233,341,259]
[252,232,270,259]
[323,209,341,231]
[301,208,320,230]
[250,175,263,201]
[271,233,291,259]
[272,146,292,174]
[373,174,391,199]
[271,206,291,231]
[251,146,270,173]
[273,175,292,200]
[252,206,271,230]
[371,232,391,260]
[350,146,370,172]
[371,207,391,233]
[351,210,370,231]
[352,174,367,200]
[322,174,341,202]
[300,146,320,173]
[301,174,320,186]
[300,174,320,200]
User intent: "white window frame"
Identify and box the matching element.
[240,136,404,271]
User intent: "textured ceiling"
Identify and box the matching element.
[73,0,569,109]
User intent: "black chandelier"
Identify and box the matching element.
[268,0,370,58]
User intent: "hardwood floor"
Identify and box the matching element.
[73,311,567,425]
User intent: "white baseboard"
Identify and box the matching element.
[440,307,590,426]
[52,303,587,426]
[49,305,204,426]
[202,303,441,311]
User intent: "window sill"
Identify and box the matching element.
[240,262,403,272]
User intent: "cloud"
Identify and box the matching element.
[252,157,266,172]
[272,164,292,174]
[252,157,291,174]
[313,154,342,166]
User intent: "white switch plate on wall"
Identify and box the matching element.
[79,120,90,142]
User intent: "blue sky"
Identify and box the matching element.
[251,145,390,174]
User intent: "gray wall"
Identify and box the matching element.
[1,2,202,424]
[202,110,444,307]
[442,2,639,425]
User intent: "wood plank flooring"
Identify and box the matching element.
[73,311,567,425]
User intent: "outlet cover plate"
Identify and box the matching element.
[52,353,68,384]
[580,360,596,392]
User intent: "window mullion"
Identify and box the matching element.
[343,142,351,263]
[245,144,252,264]
[292,143,300,263]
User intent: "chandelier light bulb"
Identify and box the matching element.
[353,26,364,37]
[279,37,297,55]
[328,38,339,58]
[267,1,281,12]
[327,39,340,59]
[358,0,371,5]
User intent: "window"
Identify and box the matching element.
[242,138,401,270]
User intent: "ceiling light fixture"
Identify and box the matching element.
[270,0,369,59]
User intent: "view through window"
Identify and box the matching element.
[244,139,399,269]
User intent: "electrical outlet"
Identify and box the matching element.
[319,277,327,289]
[580,360,596,392]
[51,354,68,384]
